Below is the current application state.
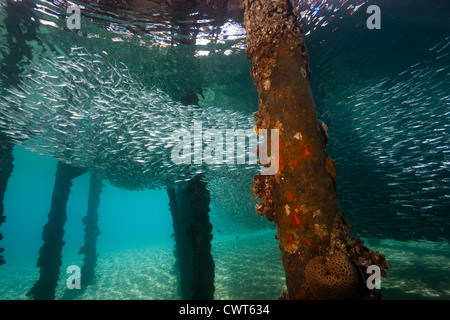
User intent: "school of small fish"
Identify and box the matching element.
[0,47,258,191]
[323,38,450,240]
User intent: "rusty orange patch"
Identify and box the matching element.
[292,213,303,226]
[287,233,294,244]
[279,49,289,57]
[303,145,311,156]
[286,191,294,202]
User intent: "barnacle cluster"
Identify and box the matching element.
[252,175,279,222]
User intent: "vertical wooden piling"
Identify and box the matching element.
[244,0,389,299]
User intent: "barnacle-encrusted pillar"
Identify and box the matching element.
[79,174,103,288]
[0,133,14,266]
[168,175,215,300]
[27,162,86,300]
[244,0,389,300]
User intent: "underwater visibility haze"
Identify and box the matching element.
[0,0,449,300]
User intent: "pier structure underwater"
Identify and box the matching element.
[0,0,389,301]
[1,0,449,301]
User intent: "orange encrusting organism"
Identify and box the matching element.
[291,212,303,226]
[286,191,294,202]
[303,144,311,156]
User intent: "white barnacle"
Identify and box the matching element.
[294,132,303,140]
[263,79,271,91]
[300,67,307,78]
[284,204,291,216]
[313,209,322,219]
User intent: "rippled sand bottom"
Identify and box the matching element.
[0,231,449,300]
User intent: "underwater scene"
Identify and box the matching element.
[0,0,449,302]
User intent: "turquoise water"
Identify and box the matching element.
[1,148,283,300]
[0,0,449,300]
[0,146,449,299]
[3,147,174,262]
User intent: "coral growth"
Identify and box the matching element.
[305,251,358,300]
[330,213,391,298]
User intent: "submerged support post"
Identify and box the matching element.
[168,187,192,299]
[79,174,103,288]
[0,133,14,266]
[168,175,215,300]
[244,0,389,299]
[0,0,40,267]
[186,176,214,300]
[27,162,86,300]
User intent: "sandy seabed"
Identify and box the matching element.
[0,230,449,300]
